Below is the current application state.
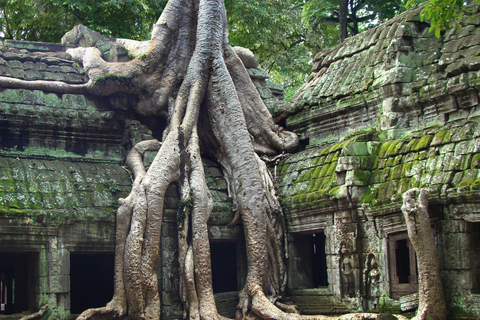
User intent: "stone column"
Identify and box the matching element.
[44,237,70,319]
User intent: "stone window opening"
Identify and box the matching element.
[288,232,328,290]
[388,233,418,299]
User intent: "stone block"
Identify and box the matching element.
[440,142,455,153]
[419,172,432,186]
[442,171,455,185]
[57,293,70,310]
[455,88,479,109]
[442,38,465,53]
[341,142,369,156]
[442,232,472,269]
[39,277,49,294]
[58,275,70,293]
[59,248,70,275]
[447,73,469,94]
[468,137,480,152]
[452,172,465,186]
[455,141,470,156]
[439,51,461,68]
[461,30,480,48]
[430,170,445,185]
[463,45,480,70]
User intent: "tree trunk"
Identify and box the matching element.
[401,189,446,320]
[339,0,349,43]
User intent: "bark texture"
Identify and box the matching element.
[401,188,446,320]
[339,0,349,43]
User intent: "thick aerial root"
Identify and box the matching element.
[0,76,89,93]
[185,246,201,320]
[224,46,298,154]
[77,140,162,320]
[275,301,300,314]
[76,306,118,320]
[250,291,409,320]
[189,128,220,320]
[19,305,49,320]
[401,189,446,320]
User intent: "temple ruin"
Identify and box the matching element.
[0,6,480,320]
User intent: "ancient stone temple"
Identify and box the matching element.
[0,6,480,320]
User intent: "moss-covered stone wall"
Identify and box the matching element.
[0,157,131,225]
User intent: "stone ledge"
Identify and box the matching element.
[4,40,73,52]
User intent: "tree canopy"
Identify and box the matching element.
[407,0,480,37]
[0,0,167,42]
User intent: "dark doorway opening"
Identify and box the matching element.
[210,242,238,293]
[312,233,328,287]
[0,252,37,315]
[70,253,114,314]
[388,232,418,298]
[395,239,411,284]
[289,232,328,289]
[470,223,480,294]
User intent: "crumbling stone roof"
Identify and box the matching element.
[0,41,85,83]
[286,6,480,147]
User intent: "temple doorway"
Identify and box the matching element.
[289,232,328,289]
[70,253,114,314]
[210,242,238,293]
[0,252,37,315]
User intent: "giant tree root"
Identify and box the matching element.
[250,291,409,320]
[19,305,49,320]
[401,189,446,320]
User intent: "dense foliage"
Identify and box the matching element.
[0,0,166,42]
[226,0,408,99]
[407,0,480,37]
